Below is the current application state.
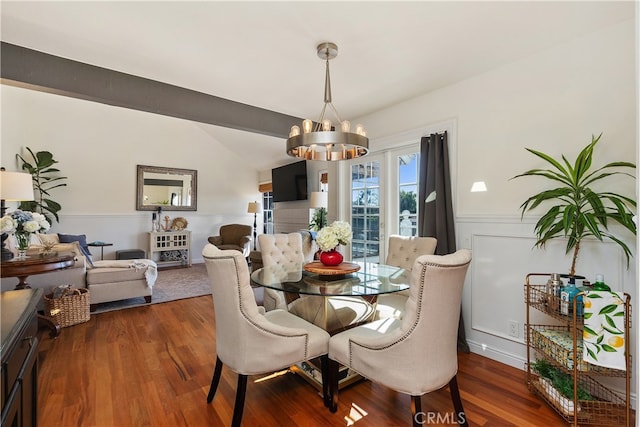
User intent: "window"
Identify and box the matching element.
[398,153,419,236]
[339,123,453,263]
[350,160,381,263]
[262,191,274,234]
[320,171,328,192]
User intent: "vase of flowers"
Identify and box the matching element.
[1,209,50,259]
[319,249,343,266]
[315,220,352,266]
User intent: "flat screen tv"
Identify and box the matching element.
[272,160,308,202]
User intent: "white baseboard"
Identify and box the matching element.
[468,339,526,371]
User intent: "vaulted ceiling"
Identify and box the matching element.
[1,1,633,170]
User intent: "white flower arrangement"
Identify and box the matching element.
[1,209,50,235]
[315,220,352,252]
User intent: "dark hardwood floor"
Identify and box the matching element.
[36,295,584,426]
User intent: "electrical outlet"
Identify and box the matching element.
[508,320,519,338]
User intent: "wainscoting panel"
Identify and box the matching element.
[469,233,623,343]
[456,217,634,372]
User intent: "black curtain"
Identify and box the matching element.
[418,131,470,353]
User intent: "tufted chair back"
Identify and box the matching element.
[259,233,305,274]
[385,235,437,271]
[382,235,437,306]
[202,243,330,425]
[327,250,472,425]
[258,233,305,311]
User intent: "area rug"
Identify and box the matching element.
[91,263,211,314]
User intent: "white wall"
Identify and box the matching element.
[362,19,636,218]
[347,18,637,400]
[0,86,264,264]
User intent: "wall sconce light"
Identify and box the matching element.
[470,181,488,192]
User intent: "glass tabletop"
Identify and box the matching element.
[250,262,410,297]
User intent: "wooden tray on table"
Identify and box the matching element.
[303,262,360,279]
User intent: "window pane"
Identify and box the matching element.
[351,164,365,188]
[350,160,380,263]
[352,190,365,206]
[262,191,274,234]
[398,153,419,236]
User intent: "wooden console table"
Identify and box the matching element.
[1,253,76,338]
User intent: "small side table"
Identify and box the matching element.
[88,241,113,260]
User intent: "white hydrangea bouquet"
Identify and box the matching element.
[315,220,352,252]
[1,209,50,254]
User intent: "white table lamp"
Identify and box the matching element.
[1,168,35,260]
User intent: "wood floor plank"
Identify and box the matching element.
[36,295,631,426]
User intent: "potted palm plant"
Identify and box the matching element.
[512,133,636,276]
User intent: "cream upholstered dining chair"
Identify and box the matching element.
[327,250,472,427]
[258,233,306,311]
[202,244,331,426]
[375,235,437,320]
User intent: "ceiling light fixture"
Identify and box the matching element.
[286,42,369,161]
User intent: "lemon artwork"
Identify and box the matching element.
[607,336,625,348]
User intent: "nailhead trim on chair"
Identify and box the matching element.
[204,253,311,361]
[347,258,470,366]
[348,264,427,367]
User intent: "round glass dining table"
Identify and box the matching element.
[251,262,411,391]
[250,262,411,297]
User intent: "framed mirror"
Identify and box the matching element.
[136,165,197,211]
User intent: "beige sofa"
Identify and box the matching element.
[86,260,155,311]
[2,234,156,311]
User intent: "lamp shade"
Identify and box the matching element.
[0,170,34,201]
[247,201,261,214]
[310,191,328,209]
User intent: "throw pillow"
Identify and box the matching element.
[58,233,94,266]
[27,242,83,257]
[38,233,60,246]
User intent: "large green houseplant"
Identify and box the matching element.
[17,147,67,223]
[512,134,636,276]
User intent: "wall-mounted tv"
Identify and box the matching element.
[272,160,308,202]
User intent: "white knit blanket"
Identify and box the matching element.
[91,259,158,288]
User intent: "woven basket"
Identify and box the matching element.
[44,288,90,328]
